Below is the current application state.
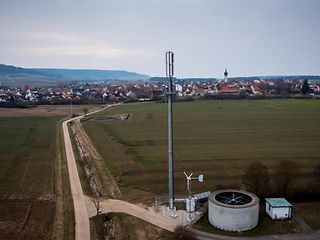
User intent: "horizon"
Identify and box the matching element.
[1,0,320,78]
[2,63,320,79]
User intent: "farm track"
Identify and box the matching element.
[17,159,32,194]
[85,197,181,232]
[63,116,91,240]
[63,104,122,240]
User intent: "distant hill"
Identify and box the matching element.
[0,64,42,76]
[0,64,150,87]
[29,68,150,81]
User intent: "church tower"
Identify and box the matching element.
[224,68,228,82]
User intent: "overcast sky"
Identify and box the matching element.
[0,0,319,78]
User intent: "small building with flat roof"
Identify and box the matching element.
[265,198,292,220]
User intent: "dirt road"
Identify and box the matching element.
[85,197,182,232]
[63,105,118,240]
[63,117,90,240]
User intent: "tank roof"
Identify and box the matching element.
[209,189,259,209]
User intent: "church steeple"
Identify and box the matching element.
[224,68,228,82]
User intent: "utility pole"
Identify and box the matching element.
[70,97,73,118]
[166,51,175,210]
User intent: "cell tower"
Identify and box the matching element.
[166,51,175,210]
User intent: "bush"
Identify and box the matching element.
[173,226,196,240]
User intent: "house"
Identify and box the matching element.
[133,90,152,101]
[251,83,261,95]
[216,82,240,94]
[265,198,292,220]
[192,87,206,96]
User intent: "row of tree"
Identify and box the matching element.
[242,160,320,199]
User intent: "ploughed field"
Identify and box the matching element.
[0,116,61,239]
[82,100,320,200]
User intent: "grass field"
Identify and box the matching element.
[0,117,61,198]
[194,209,301,236]
[0,116,61,239]
[82,99,320,199]
[295,202,320,229]
[0,104,113,239]
[90,213,173,240]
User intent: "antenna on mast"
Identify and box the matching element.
[166,51,175,211]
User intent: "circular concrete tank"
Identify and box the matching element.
[208,189,259,232]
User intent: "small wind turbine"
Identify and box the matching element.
[183,172,204,196]
[184,172,204,219]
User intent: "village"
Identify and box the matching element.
[1,74,320,106]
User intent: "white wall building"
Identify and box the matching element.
[175,83,183,97]
[265,198,292,220]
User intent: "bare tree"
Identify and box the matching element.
[276,160,299,196]
[91,197,101,215]
[173,226,196,240]
[82,107,89,116]
[242,161,270,197]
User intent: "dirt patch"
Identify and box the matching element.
[85,114,129,121]
[0,199,54,240]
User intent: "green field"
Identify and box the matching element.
[82,99,320,199]
[0,117,61,197]
[0,114,76,240]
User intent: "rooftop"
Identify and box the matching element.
[265,198,292,207]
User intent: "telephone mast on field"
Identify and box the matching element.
[166,51,175,211]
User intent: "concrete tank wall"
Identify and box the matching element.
[208,190,259,232]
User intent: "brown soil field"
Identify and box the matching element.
[0,116,75,239]
[0,104,105,117]
[0,105,104,239]
[0,199,54,240]
[0,106,60,117]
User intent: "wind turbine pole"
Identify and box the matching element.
[166,51,175,210]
